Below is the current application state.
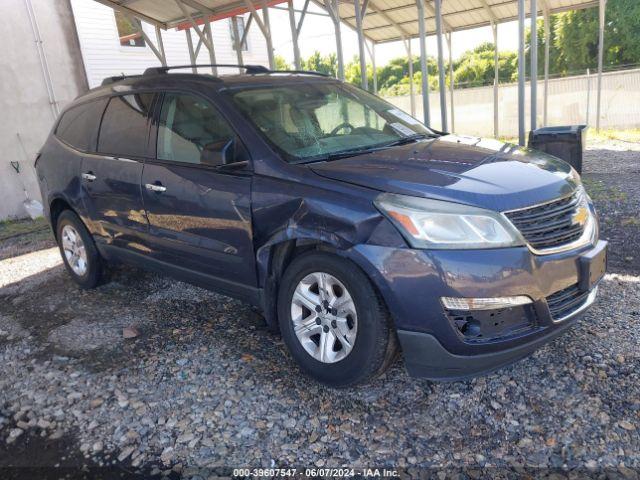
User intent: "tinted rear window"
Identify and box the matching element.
[97,93,154,157]
[55,99,108,151]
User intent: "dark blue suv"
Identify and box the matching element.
[36,66,607,386]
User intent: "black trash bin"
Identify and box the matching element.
[528,125,588,174]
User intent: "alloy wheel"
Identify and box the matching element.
[290,272,358,363]
[61,224,88,276]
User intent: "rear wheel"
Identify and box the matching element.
[278,251,397,387]
[55,210,103,289]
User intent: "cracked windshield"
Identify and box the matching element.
[229,82,435,162]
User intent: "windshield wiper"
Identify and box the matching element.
[379,133,434,148]
[299,133,436,164]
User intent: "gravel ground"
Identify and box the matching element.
[0,138,639,479]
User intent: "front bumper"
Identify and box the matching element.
[346,239,607,380]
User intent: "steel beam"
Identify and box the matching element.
[543,6,550,125]
[287,0,301,69]
[131,17,165,64]
[446,32,454,132]
[365,41,377,94]
[323,0,345,80]
[406,40,416,117]
[231,16,244,66]
[155,26,167,66]
[353,0,368,90]
[204,20,217,74]
[185,29,197,72]
[492,22,499,138]
[173,0,214,53]
[416,0,430,125]
[434,0,447,131]
[297,0,311,35]
[262,0,275,69]
[530,0,538,131]
[517,0,525,145]
[596,0,606,131]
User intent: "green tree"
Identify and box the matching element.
[453,42,518,86]
[275,55,291,71]
[301,51,338,76]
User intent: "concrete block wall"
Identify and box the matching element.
[0,0,88,220]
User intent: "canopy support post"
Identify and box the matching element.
[231,16,244,66]
[446,32,454,133]
[372,43,377,94]
[185,29,197,73]
[365,41,377,94]
[416,0,430,126]
[204,21,217,75]
[543,6,550,126]
[324,0,345,80]
[261,0,275,69]
[241,0,275,69]
[517,0,526,145]
[405,40,416,117]
[434,0,447,131]
[596,0,607,131]
[492,22,499,138]
[130,16,165,65]
[155,26,167,66]
[287,0,301,69]
[353,0,368,90]
[530,0,538,131]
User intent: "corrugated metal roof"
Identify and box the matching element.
[337,0,599,43]
[92,0,289,29]
[94,0,598,43]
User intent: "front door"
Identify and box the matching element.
[81,93,155,251]
[141,92,257,292]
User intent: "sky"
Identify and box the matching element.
[267,0,523,68]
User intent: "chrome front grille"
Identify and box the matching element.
[504,189,587,251]
[546,283,590,321]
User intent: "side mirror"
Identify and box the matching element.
[201,138,235,166]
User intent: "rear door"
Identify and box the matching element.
[141,91,257,292]
[81,93,155,251]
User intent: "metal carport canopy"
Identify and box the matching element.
[95,0,598,41]
[93,0,608,144]
[336,0,598,43]
[92,0,289,29]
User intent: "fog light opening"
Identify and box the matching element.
[441,295,533,311]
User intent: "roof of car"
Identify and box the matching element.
[65,69,339,111]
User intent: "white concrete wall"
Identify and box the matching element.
[0,0,87,221]
[70,0,270,88]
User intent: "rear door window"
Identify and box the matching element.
[55,98,108,152]
[97,93,154,157]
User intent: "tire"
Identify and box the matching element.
[55,210,103,289]
[277,251,397,387]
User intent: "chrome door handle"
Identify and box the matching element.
[145,183,167,193]
[81,172,96,182]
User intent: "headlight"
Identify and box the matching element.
[374,193,525,249]
[568,167,582,187]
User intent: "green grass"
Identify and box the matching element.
[498,129,640,146]
[589,128,640,143]
[0,217,49,241]
[582,178,627,202]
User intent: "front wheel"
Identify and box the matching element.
[278,251,397,387]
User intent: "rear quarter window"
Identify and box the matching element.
[55,98,108,152]
[97,94,154,158]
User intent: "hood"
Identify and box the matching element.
[309,135,577,211]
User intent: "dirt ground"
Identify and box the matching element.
[0,137,638,479]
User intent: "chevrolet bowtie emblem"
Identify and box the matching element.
[572,206,589,226]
